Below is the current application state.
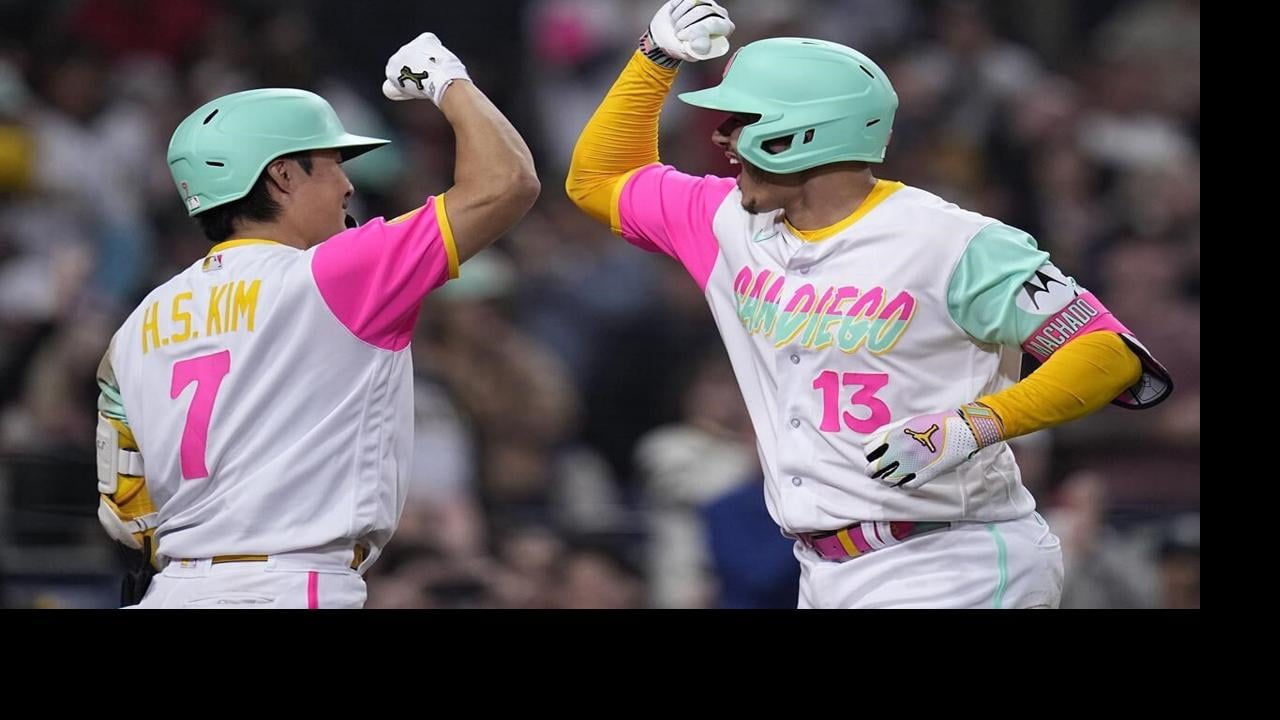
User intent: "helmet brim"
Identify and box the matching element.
[332,134,391,162]
[678,84,775,117]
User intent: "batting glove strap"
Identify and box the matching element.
[639,29,682,69]
[959,402,1005,449]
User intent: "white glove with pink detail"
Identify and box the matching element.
[863,402,1006,490]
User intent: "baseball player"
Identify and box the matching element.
[566,0,1173,608]
[94,32,539,608]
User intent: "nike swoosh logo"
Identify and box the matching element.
[753,229,781,243]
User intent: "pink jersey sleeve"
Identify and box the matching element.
[616,164,736,292]
[311,195,459,351]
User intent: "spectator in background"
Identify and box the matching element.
[702,477,800,609]
[1044,472,1154,608]
[1155,514,1199,610]
[637,348,756,608]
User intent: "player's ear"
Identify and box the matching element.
[265,158,297,196]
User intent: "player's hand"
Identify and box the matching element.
[863,403,1005,490]
[383,32,471,106]
[647,0,735,62]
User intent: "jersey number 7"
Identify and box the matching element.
[170,350,232,480]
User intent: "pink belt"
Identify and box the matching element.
[797,521,952,562]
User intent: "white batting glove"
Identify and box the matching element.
[382,32,471,106]
[644,0,735,64]
[863,403,1006,490]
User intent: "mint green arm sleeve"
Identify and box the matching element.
[947,222,1084,347]
[97,339,128,423]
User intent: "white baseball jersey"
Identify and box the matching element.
[98,197,458,569]
[613,166,1158,534]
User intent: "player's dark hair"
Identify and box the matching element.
[197,151,315,243]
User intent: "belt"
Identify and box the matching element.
[187,544,368,570]
[797,521,951,562]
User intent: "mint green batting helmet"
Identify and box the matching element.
[679,38,898,174]
[167,88,390,216]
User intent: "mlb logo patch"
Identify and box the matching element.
[203,254,223,272]
[181,181,200,211]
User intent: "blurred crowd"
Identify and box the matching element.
[0,0,1198,608]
